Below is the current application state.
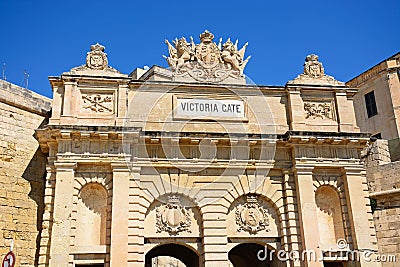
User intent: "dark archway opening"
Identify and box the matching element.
[145,243,199,267]
[229,243,273,267]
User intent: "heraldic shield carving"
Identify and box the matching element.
[304,54,324,78]
[235,195,270,234]
[86,43,108,70]
[71,43,121,73]
[288,53,344,85]
[164,30,251,83]
[156,195,192,234]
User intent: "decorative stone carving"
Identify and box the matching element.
[288,54,344,85]
[87,43,108,70]
[235,195,270,234]
[304,54,324,78]
[81,94,113,113]
[71,43,121,73]
[304,101,335,120]
[164,30,250,83]
[156,195,192,234]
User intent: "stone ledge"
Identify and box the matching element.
[0,79,52,115]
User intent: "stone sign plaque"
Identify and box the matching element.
[174,97,246,120]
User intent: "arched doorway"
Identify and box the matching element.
[145,243,199,267]
[229,243,274,267]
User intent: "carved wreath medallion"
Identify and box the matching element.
[235,195,270,234]
[156,196,192,234]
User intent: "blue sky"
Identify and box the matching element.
[0,0,398,98]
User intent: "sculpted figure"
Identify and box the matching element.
[221,39,251,74]
[164,31,251,82]
[164,37,195,70]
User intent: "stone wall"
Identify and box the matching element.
[0,80,51,266]
[349,53,400,141]
[364,139,400,266]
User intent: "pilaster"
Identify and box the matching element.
[127,166,145,266]
[110,162,131,266]
[287,87,306,131]
[62,81,77,117]
[294,166,323,267]
[342,167,380,267]
[335,90,358,132]
[48,162,76,267]
[116,83,128,126]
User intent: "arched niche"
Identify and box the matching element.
[227,194,280,237]
[144,194,202,237]
[315,185,345,249]
[75,183,108,247]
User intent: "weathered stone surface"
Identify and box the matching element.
[364,140,400,266]
[0,79,51,266]
[2,42,395,267]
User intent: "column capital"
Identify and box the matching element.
[286,86,302,93]
[334,90,347,96]
[111,162,130,171]
[342,166,365,176]
[63,80,77,85]
[54,162,76,171]
[294,165,314,175]
[111,162,141,173]
[118,83,129,88]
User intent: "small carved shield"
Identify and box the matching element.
[195,42,221,64]
[86,50,108,70]
[235,195,270,234]
[156,196,192,234]
[306,63,323,78]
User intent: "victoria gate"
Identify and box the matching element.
[36,32,380,267]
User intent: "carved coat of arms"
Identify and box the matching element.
[195,31,222,65]
[156,196,192,234]
[235,195,270,234]
[164,30,251,83]
[304,54,324,78]
[86,43,108,70]
[288,54,345,86]
[70,43,121,74]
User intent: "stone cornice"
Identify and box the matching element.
[346,52,400,88]
[128,79,286,95]
[0,79,52,116]
[346,62,387,88]
[369,188,400,198]
[37,127,371,140]
[285,83,357,98]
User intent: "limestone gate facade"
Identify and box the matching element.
[34,32,381,267]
